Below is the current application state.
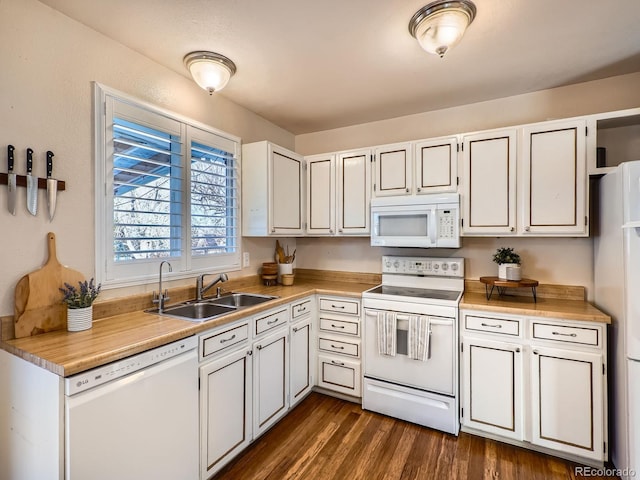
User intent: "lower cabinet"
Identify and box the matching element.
[460,309,607,464]
[252,327,289,438]
[317,354,362,397]
[290,316,313,406]
[199,346,252,479]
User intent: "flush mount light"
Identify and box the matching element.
[184,51,237,94]
[408,0,476,58]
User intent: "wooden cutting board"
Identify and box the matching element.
[14,232,85,338]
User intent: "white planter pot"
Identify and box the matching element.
[67,306,93,332]
[498,263,521,280]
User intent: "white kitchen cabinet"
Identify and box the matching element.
[253,326,289,437]
[305,149,371,236]
[290,316,312,406]
[530,346,603,460]
[460,128,517,235]
[306,153,336,235]
[414,136,458,194]
[521,119,588,235]
[460,309,608,465]
[242,141,305,236]
[336,149,371,235]
[200,346,252,479]
[461,336,523,441]
[315,295,362,399]
[372,142,412,197]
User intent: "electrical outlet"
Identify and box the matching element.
[243,252,250,267]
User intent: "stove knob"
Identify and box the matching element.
[441,263,449,270]
[451,263,459,271]
[433,264,439,270]
[385,260,391,268]
[393,261,400,269]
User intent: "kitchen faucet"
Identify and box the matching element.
[196,273,229,301]
[153,260,172,313]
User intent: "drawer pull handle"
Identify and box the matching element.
[330,344,345,350]
[298,307,306,313]
[481,323,502,328]
[256,345,263,350]
[552,331,577,337]
[247,350,253,356]
[267,318,279,325]
[331,324,345,329]
[331,304,345,309]
[292,326,302,332]
[330,360,345,366]
[219,334,236,344]
[515,347,520,353]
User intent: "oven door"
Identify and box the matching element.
[363,308,455,396]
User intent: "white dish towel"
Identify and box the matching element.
[408,315,430,361]
[377,311,397,356]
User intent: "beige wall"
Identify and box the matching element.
[294,73,640,300]
[0,0,294,313]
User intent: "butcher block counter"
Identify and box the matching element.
[0,270,378,377]
[460,280,611,324]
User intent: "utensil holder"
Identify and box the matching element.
[278,263,293,284]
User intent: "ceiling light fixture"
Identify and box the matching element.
[184,51,237,94]
[408,0,476,58]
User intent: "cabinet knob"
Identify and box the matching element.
[525,226,530,232]
[406,188,410,193]
[329,229,334,234]
[417,187,421,192]
[256,345,263,350]
[271,228,276,233]
[338,228,343,233]
[533,350,539,355]
[510,227,515,232]
[247,350,253,356]
[515,347,520,353]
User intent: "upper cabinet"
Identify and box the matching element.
[372,142,412,197]
[461,120,589,237]
[243,141,305,236]
[305,149,371,236]
[460,129,517,236]
[521,119,587,236]
[414,137,458,194]
[372,138,458,198]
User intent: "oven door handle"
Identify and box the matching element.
[365,310,452,326]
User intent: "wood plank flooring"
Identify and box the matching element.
[214,393,619,480]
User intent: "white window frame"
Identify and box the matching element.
[94,83,241,288]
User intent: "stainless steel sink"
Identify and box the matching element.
[208,292,278,308]
[147,292,278,323]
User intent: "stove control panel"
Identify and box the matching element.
[382,255,464,277]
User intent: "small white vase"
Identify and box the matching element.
[498,263,519,280]
[67,306,93,332]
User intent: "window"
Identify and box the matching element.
[95,84,240,287]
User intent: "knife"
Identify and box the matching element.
[46,151,57,221]
[7,145,16,215]
[26,148,37,215]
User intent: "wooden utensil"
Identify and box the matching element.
[14,232,85,338]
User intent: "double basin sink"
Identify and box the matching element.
[148,293,278,323]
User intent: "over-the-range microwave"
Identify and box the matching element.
[370,193,460,248]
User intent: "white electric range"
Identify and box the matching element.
[361,255,464,435]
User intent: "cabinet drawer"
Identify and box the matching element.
[291,298,312,319]
[465,315,520,337]
[255,308,289,336]
[319,298,360,316]
[319,317,360,336]
[201,323,249,359]
[532,322,600,347]
[318,337,360,358]
[317,354,361,397]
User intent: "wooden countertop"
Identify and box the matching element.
[1,278,376,377]
[460,292,611,324]
[1,272,611,377]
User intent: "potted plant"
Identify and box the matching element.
[60,278,101,332]
[492,247,522,280]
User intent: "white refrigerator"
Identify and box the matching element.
[594,160,640,478]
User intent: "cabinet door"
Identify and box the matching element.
[461,337,523,440]
[306,154,335,235]
[200,348,252,479]
[521,120,588,235]
[253,328,289,437]
[415,137,458,194]
[269,145,304,235]
[337,149,371,235]
[461,129,517,235]
[290,318,312,406]
[373,143,412,197]
[530,346,604,461]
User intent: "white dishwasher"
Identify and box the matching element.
[64,336,198,480]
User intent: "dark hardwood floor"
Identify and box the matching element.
[213,393,619,480]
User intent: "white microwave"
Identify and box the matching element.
[370,193,460,248]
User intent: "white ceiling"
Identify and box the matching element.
[38,0,640,134]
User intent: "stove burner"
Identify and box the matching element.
[366,285,461,302]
